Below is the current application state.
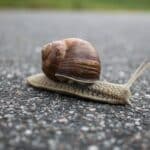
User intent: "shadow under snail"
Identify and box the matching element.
[27,38,150,105]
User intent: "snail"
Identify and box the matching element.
[27,38,150,105]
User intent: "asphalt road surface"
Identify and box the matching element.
[0,11,150,150]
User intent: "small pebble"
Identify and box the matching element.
[30,103,36,111]
[48,139,57,150]
[86,114,95,118]
[7,74,14,79]
[87,145,99,150]
[69,110,74,114]
[97,132,105,140]
[113,146,120,150]
[125,123,134,128]
[99,120,105,128]
[134,119,140,126]
[104,141,111,148]
[58,118,68,123]
[145,94,150,99]
[56,130,62,135]
[81,126,89,132]
[134,92,139,97]
[4,114,14,118]
[88,108,96,112]
[24,129,32,136]
[15,90,22,96]
[134,133,141,140]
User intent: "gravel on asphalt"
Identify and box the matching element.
[0,11,150,150]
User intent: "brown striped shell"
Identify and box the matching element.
[42,38,101,84]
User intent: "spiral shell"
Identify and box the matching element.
[42,38,101,84]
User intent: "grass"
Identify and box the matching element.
[0,0,150,10]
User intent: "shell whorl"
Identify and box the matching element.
[42,40,67,81]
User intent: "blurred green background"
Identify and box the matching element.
[0,0,150,10]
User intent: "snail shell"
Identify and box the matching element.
[42,38,101,84]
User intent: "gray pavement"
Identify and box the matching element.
[0,11,150,150]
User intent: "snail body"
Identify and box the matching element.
[27,38,150,105]
[27,73,131,105]
[42,38,101,84]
